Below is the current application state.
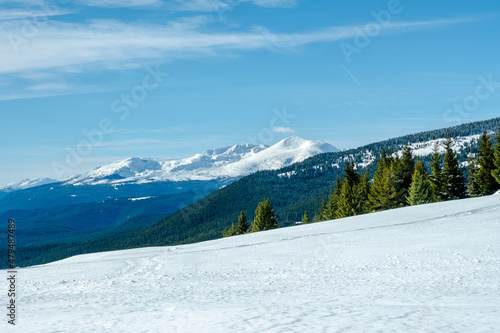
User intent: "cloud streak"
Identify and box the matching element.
[0,15,475,99]
[1,17,472,73]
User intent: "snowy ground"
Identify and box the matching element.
[3,195,500,332]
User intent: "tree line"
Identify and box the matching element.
[313,130,500,222]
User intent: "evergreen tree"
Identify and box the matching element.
[441,135,467,200]
[393,144,415,206]
[475,131,498,195]
[251,199,278,232]
[343,161,359,186]
[429,141,444,200]
[302,211,310,224]
[318,199,328,222]
[312,212,321,223]
[467,151,481,197]
[369,151,398,211]
[493,128,500,186]
[325,177,342,220]
[336,179,356,218]
[222,223,238,237]
[237,211,249,234]
[407,158,436,205]
[354,171,371,214]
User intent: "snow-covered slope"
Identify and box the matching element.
[8,195,500,332]
[0,177,58,192]
[64,136,338,185]
[221,136,338,176]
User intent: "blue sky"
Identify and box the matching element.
[1,0,500,185]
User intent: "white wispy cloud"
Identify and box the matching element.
[28,83,72,91]
[243,0,296,8]
[273,126,295,134]
[1,17,471,74]
[0,8,75,21]
[76,0,163,8]
[60,0,297,10]
[0,15,475,99]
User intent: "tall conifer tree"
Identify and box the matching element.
[441,135,467,200]
[467,151,481,197]
[475,131,497,195]
[492,128,500,187]
[369,150,398,211]
[407,158,436,205]
[237,211,249,235]
[429,141,443,200]
[393,144,415,206]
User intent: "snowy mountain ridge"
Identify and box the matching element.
[63,136,338,186]
[0,177,59,192]
[1,136,338,190]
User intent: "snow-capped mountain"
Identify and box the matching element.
[0,177,58,192]
[63,136,339,186]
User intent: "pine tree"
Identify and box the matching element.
[475,131,498,195]
[312,212,321,223]
[318,199,328,222]
[369,151,398,211]
[493,128,500,187]
[336,179,356,218]
[429,141,443,200]
[441,135,467,200]
[354,170,371,214]
[325,177,342,220]
[237,211,249,234]
[393,144,415,206]
[343,161,359,186]
[222,223,238,237]
[302,211,310,224]
[407,158,436,205]
[467,151,481,197]
[251,199,278,232]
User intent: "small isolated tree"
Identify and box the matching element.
[302,211,310,224]
[407,158,436,205]
[251,199,278,232]
[237,211,249,235]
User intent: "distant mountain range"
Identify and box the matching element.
[1,136,339,191]
[0,136,338,248]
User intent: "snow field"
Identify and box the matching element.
[3,195,500,332]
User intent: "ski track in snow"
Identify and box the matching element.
[3,196,500,332]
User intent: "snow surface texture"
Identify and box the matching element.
[62,136,339,185]
[4,195,500,332]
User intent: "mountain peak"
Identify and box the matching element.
[3,137,339,189]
